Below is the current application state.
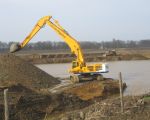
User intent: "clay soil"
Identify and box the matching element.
[64,79,126,101]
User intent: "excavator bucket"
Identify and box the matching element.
[10,43,21,53]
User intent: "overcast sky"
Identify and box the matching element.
[0,0,150,42]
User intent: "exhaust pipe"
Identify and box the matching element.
[10,43,21,53]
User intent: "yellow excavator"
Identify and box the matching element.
[10,16,108,82]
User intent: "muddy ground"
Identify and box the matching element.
[0,79,127,120]
[1,86,149,120]
[47,93,150,120]
[0,53,149,120]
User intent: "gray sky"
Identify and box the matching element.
[0,0,150,42]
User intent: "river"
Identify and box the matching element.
[36,60,150,95]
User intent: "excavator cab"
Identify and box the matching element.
[72,61,79,68]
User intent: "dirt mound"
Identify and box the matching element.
[13,93,90,120]
[0,78,126,120]
[0,54,60,91]
[0,83,90,120]
[64,79,126,100]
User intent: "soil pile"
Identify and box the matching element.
[64,79,126,100]
[0,78,127,120]
[14,93,89,119]
[0,54,60,91]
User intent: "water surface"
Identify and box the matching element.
[36,60,150,95]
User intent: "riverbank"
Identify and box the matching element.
[0,54,150,120]
[0,54,126,120]
[15,48,150,64]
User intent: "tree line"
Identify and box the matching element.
[0,39,150,51]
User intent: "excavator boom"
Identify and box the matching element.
[10,16,85,67]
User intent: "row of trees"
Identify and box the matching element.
[0,39,150,51]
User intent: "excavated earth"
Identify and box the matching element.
[0,53,139,120]
[47,93,150,120]
[0,54,60,119]
[0,54,60,91]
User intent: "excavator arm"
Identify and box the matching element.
[20,16,50,48]
[10,16,85,68]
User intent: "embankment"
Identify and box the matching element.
[16,48,150,64]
